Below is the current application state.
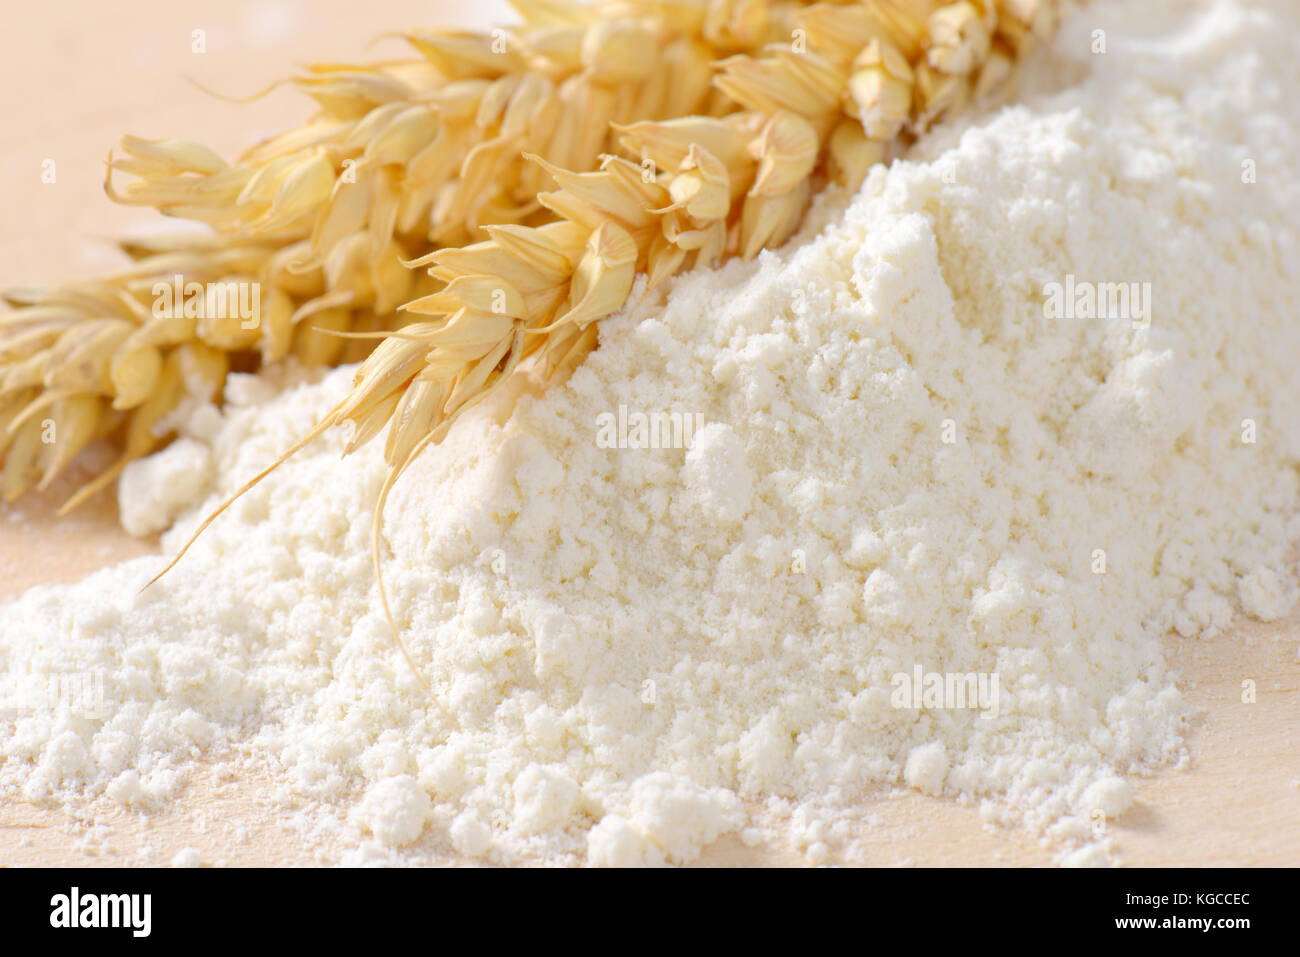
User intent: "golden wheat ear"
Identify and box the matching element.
[140,408,344,592]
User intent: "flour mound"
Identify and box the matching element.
[3,0,1300,865]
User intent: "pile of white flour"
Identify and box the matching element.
[4,0,1300,865]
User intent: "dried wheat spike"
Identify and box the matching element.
[0,231,420,507]
[153,0,1062,694]
[104,0,816,250]
[2,0,817,508]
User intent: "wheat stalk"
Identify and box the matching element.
[1,0,818,507]
[149,0,1062,696]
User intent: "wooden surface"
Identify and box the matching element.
[2,0,1298,867]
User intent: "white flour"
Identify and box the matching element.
[4,0,1300,865]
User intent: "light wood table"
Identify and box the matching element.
[2,0,1297,867]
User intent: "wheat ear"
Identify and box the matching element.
[1,0,818,506]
